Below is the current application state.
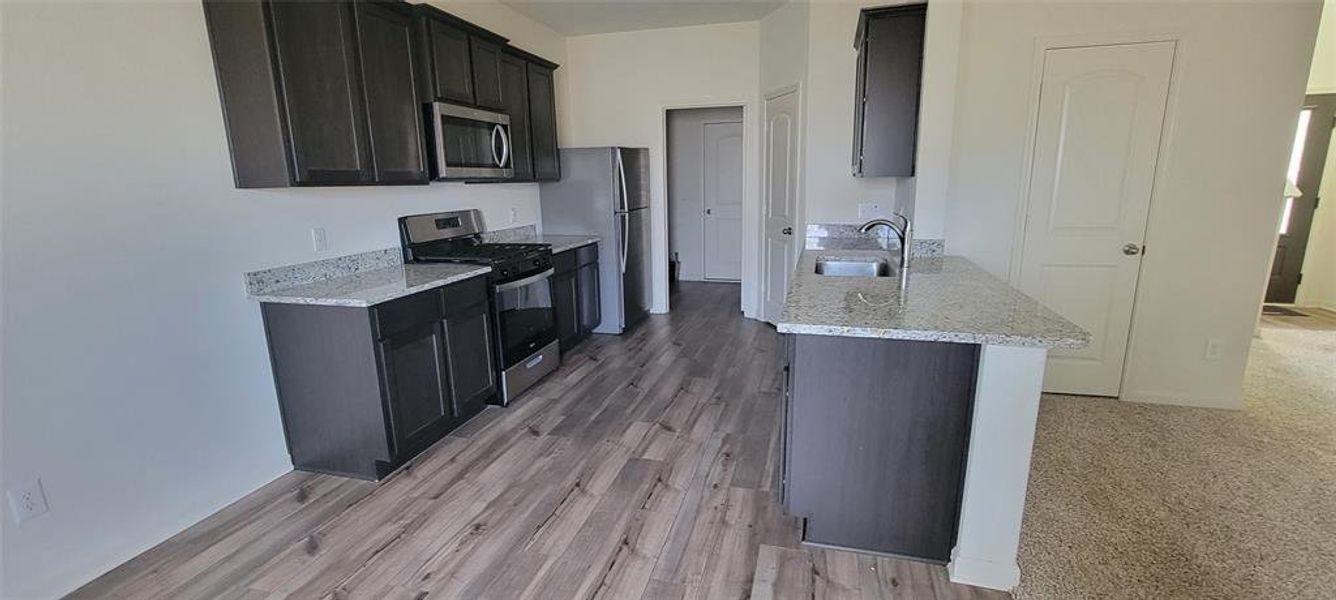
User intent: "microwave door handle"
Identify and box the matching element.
[497,125,511,168]
[490,125,503,168]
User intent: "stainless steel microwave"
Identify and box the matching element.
[430,102,513,180]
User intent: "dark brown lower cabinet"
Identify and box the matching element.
[783,334,979,563]
[552,243,600,352]
[261,276,495,480]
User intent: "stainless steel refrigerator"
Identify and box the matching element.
[540,147,651,335]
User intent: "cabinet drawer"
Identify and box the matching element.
[372,290,442,339]
[574,243,598,267]
[552,249,577,274]
[441,276,489,316]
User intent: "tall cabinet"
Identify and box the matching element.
[851,3,927,178]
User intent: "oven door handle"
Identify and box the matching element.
[493,268,555,292]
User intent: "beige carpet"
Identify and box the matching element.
[1015,327,1336,599]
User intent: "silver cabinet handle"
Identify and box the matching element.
[1122,243,1142,256]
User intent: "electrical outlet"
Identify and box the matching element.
[7,478,49,524]
[858,202,888,220]
[509,208,519,225]
[1204,339,1222,361]
[310,227,328,253]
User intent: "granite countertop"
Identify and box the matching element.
[250,262,491,308]
[777,250,1090,349]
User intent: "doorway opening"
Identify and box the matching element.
[1265,93,1336,309]
[666,107,745,291]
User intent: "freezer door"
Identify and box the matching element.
[617,147,651,211]
[620,207,652,329]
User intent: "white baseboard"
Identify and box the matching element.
[947,550,1020,591]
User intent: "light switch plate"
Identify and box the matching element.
[7,478,49,524]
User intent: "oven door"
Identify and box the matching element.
[431,102,513,180]
[493,269,556,368]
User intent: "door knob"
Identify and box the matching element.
[1122,243,1142,256]
[781,227,793,235]
[705,208,712,215]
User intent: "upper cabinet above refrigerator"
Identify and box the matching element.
[851,3,927,178]
[202,0,560,188]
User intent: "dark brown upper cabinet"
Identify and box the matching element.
[852,3,926,178]
[469,37,506,110]
[499,51,534,181]
[355,1,429,184]
[425,17,474,104]
[203,0,428,188]
[527,61,561,181]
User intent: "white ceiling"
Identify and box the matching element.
[500,0,786,36]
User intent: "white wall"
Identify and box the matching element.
[796,0,959,240]
[943,0,1322,409]
[0,1,566,597]
[561,22,761,315]
[1309,0,1336,93]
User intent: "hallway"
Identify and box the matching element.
[1016,319,1336,598]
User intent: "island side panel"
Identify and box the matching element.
[261,302,391,479]
[787,334,980,563]
[948,343,1048,591]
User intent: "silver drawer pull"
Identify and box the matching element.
[526,354,545,369]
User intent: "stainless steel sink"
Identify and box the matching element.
[814,258,894,277]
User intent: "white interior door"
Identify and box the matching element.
[1018,41,1174,397]
[704,121,744,281]
[762,89,801,323]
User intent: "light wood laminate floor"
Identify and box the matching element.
[71,282,1008,600]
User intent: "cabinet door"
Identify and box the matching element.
[378,322,451,458]
[576,262,601,335]
[552,271,580,351]
[853,7,925,177]
[499,52,534,181]
[470,37,505,110]
[268,0,374,185]
[527,63,560,180]
[442,301,496,419]
[354,1,427,184]
[430,18,473,104]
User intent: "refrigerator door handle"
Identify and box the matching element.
[615,149,629,214]
[620,212,630,274]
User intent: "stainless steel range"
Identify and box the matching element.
[399,210,559,405]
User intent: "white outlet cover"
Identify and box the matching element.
[7,478,49,524]
[311,227,329,253]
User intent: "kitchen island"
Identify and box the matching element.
[776,248,1088,592]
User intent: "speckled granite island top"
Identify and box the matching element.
[777,250,1089,349]
[250,262,491,308]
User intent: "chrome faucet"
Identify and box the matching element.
[859,214,913,270]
